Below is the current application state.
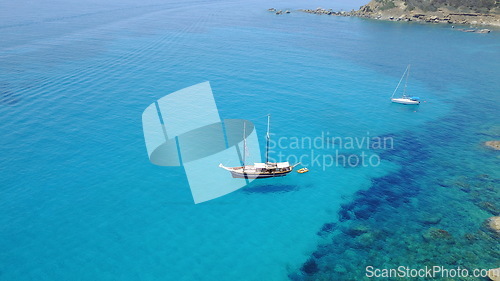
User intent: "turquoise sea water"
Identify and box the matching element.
[1,1,499,280]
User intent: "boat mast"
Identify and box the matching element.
[403,64,410,97]
[391,65,408,99]
[243,121,246,171]
[265,114,270,163]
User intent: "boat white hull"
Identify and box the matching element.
[219,163,297,179]
[391,98,420,105]
[229,170,291,179]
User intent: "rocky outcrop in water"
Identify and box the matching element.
[487,216,500,234]
[484,140,500,150]
[268,8,290,15]
[488,268,500,281]
[299,8,352,16]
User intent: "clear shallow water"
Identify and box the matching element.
[0,1,499,280]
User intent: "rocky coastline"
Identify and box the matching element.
[353,0,500,28]
[268,1,500,30]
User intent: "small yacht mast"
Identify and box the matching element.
[243,121,246,172]
[403,64,410,97]
[265,114,271,164]
[391,64,410,99]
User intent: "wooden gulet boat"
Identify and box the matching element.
[219,115,299,179]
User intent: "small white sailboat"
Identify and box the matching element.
[219,115,299,179]
[391,64,420,105]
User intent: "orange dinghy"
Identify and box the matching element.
[297,168,309,174]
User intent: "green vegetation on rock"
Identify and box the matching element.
[366,0,498,14]
[375,0,397,10]
[405,0,497,13]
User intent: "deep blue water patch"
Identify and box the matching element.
[316,222,337,237]
[293,99,500,280]
[242,184,299,194]
[337,132,425,223]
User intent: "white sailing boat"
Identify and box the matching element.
[219,115,299,179]
[391,64,420,105]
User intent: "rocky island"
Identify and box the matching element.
[484,140,500,150]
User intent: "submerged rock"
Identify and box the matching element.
[342,223,370,237]
[317,222,337,236]
[479,201,500,216]
[422,227,453,242]
[478,125,500,137]
[418,213,443,225]
[436,178,451,188]
[301,258,319,275]
[464,233,476,241]
[355,232,376,248]
[476,174,491,180]
[334,264,347,273]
